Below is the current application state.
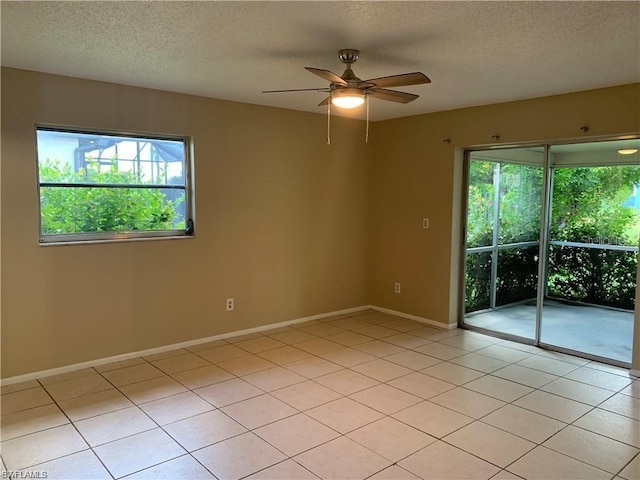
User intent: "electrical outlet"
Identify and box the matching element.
[394,282,401,294]
[226,298,234,311]
[423,218,430,229]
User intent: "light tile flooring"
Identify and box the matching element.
[1,310,639,480]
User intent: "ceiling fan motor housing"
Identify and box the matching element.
[338,49,360,64]
[337,49,362,83]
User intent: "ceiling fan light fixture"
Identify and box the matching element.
[618,148,639,155]
[331,88,365,109]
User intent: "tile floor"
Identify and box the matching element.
[1,309,639,480]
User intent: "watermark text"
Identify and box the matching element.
[1,471,48,479]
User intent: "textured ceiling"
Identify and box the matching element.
[1,1,639,121]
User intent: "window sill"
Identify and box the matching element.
[39,234,195,247]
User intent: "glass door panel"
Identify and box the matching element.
[541,146,640,364]
[463,147,544,340]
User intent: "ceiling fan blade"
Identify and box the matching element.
[318,97,330,107]
[364,72,431,88]
[369,88,419,103]
[262,87,330,93]
[305,67,348,86]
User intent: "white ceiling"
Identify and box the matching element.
[2,1,639,121]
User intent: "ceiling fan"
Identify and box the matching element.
[263,49,431,110]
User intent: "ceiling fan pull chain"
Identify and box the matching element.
[327,95,331,145]
[366,94,370,143]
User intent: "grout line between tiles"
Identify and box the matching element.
[3,311,638,480]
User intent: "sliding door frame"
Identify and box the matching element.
[459,134,640,367]
[459,143,546,345]
[534,144,551,345]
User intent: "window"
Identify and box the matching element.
[36,126,194,243]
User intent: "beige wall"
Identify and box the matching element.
[369,84,640,328]
[1,68,370,378]
[2,67,639,378]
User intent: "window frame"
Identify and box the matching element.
[35,124,195,245]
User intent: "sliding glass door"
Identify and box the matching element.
[462,139,639,365]
[540,144,640,363]
[464,147,544,341]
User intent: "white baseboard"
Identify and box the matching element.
[1,305,370,386]
[1,304,453,385]
[370,305,456,330]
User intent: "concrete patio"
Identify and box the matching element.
[464,300,635,364]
